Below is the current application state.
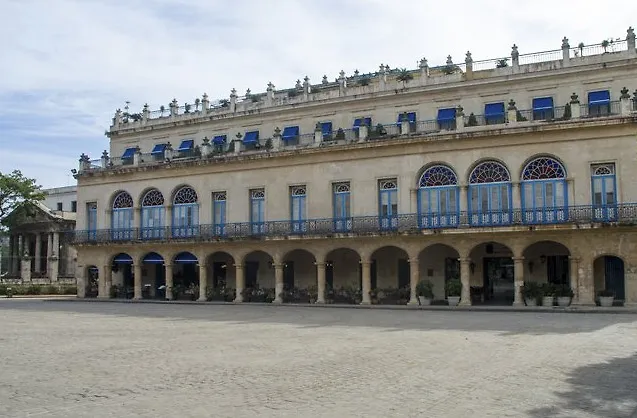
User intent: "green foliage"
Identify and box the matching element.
[334,128,346,141]
[0,284,75,296]
[416,280,434,298]
[554,284,574,298]
[516,110,528,122]
[521,281,543,299]
[264,138,273,150]
[496,58,508,68]
[445,279,462,296]
[562,102,572,120]
[396,68,413,85]
[467,113,478,127]
[358,77,371,86]
[0,170,46,231]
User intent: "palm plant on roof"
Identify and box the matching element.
[159,105,165,117]
[396,68,413,88]
[601,39,610,53]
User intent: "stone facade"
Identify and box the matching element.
[73,29,637,306]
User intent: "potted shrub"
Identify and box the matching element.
[555,285,574,307]
[597,289,615,307]
[541,283,555,307]
[416,279,434,305]
[521,281,542,306]
[445,278,462,306]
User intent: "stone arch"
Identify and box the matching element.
[417,243,460,300]
[171,251,199,292]
[140,251,166,299]
[522,240,571,287]
[282,249,317,291]
[110,252,134,295]
[469,241,515,305]
[206,251,236,291]
[324,247,362,298]
[520,154,567,181]
[243,250,275,291]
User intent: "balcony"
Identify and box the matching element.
[70,203,637,245]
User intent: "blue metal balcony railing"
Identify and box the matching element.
[70,203,637,244]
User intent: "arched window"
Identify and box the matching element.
[417,165,459,228]
[250,189,265,235]
[591,163,617,221]
[172,186,199,238]
[141,189,165,239]
[378,179,398,230]
[521,157,568,224]
[290,186,307,233]
[213,192,227,236]
[468,161,512,226]
[111,191,134,240]
[332,182,351,232]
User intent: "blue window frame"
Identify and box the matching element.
[521,157,568,224]
[151,143,167,160]
[468,161,512,226]
[213,192,226,236]
[140,189,165,240]
[379,179,398,230]
[121,147,136,165]
[172,187,198,238]
[417,165,459,228]
[177,139,194,152]
[250,189,265,235]
[532,97,554,120]
[290,186,307,233]
[282,126,300,144]
[87,202,97,241]
[437,108,457,130]
[588,90,611,117]
[243,131,259,144]
[111,191,134,240]
[353,117,372,138]
[320,122,333,140]
[332,182,351,232]
[212,135,227,152]
[397,112,417,132]
[484,102,505,125]
[591,163,617,221]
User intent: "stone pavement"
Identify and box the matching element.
[1,300,636,418]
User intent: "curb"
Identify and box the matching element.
[37,297,637,314]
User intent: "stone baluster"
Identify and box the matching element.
[620,87,632,115]
[170,98,178,117]
[313,123,323,147]
[133,146,142,166]
[272,127,282,151]
[456,106,465,132]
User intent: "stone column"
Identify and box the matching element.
[50,232,60,282]
[569,256,580,304]
[273,263,284,303]
[316,262,326,304]
[165,264,174,300]
[34,233,42,273]
[576,257,595,305]
[408,258,419,305]
[98,265,110,298]
[361,261,371,304]
[133,263,142,299]
[512,182,521,211]
[234,263,244,302]
[512,256,524,306]
[46,233,53,275]
[76,264,86,298]
[459,257,471,306]
[459,185,468,225]
[198,263,207,301]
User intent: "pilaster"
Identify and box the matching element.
[408,258,419,305]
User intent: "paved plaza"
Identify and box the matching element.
[1,301,636,417]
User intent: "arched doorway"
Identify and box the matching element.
[85,265,99,298]
[111,253,133,298]
[172,251,198,300]
[142,252,165,299]
[324,248,361,304]
[206,251,235,301]
[369,246,410,304]
[243,250,274,302]
[418,244,460,302]
[594,255,625,304]
[281,249,316,303]
[469,242,514,305]
[522,241,571,287]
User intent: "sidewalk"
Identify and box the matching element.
[35,297,637,314]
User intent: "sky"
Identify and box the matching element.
[1,0,636,189]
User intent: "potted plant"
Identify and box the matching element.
[521,281,542,306]
[445,278,462,306]
[416,279,434,305]
[597,289,615,307]
[541,283,555,307]
[555,285,574,307]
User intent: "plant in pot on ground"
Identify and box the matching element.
[555,284,574,307]
[597,289,615,307]
[541,283,556,307]
[521,281,542,306]
[445,278,462,306]
[416,279,434,305]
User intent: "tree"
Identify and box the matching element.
[0,170,45,231]
[396,68,413,88]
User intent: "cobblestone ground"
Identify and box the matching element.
[1,301,637,418]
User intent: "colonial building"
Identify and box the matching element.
[4,186,78,285]
[72,28,637,306]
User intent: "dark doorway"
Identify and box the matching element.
[326,261,334,290]
[283,261,294,289]
[483,257,514,305]
[175,264,197,287]
[213,262,227,288]
[154,265,165,299]
[398,259,410,288]
[245,261,258,288]
[547,255,569,285]
[604,256,625,301]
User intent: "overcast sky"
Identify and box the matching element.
[1,0,636,188]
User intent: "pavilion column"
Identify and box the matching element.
[165,264,174,300]
[133,263,142,299]
[234,263,245,302]
[198,263,207,301]
[20,235,31,282]
[459,257,472,305]
[49,232,60,282]
[34,233,42,273]
[315,261,326,304]
[512,256,524,306]
[408,258,419,304]
[361,260,371,305]
[8,235,15,275]
[98,265,110,298]
[46,233,53,277]
[273,263,284,303]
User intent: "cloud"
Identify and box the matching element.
[1,0,636,188]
